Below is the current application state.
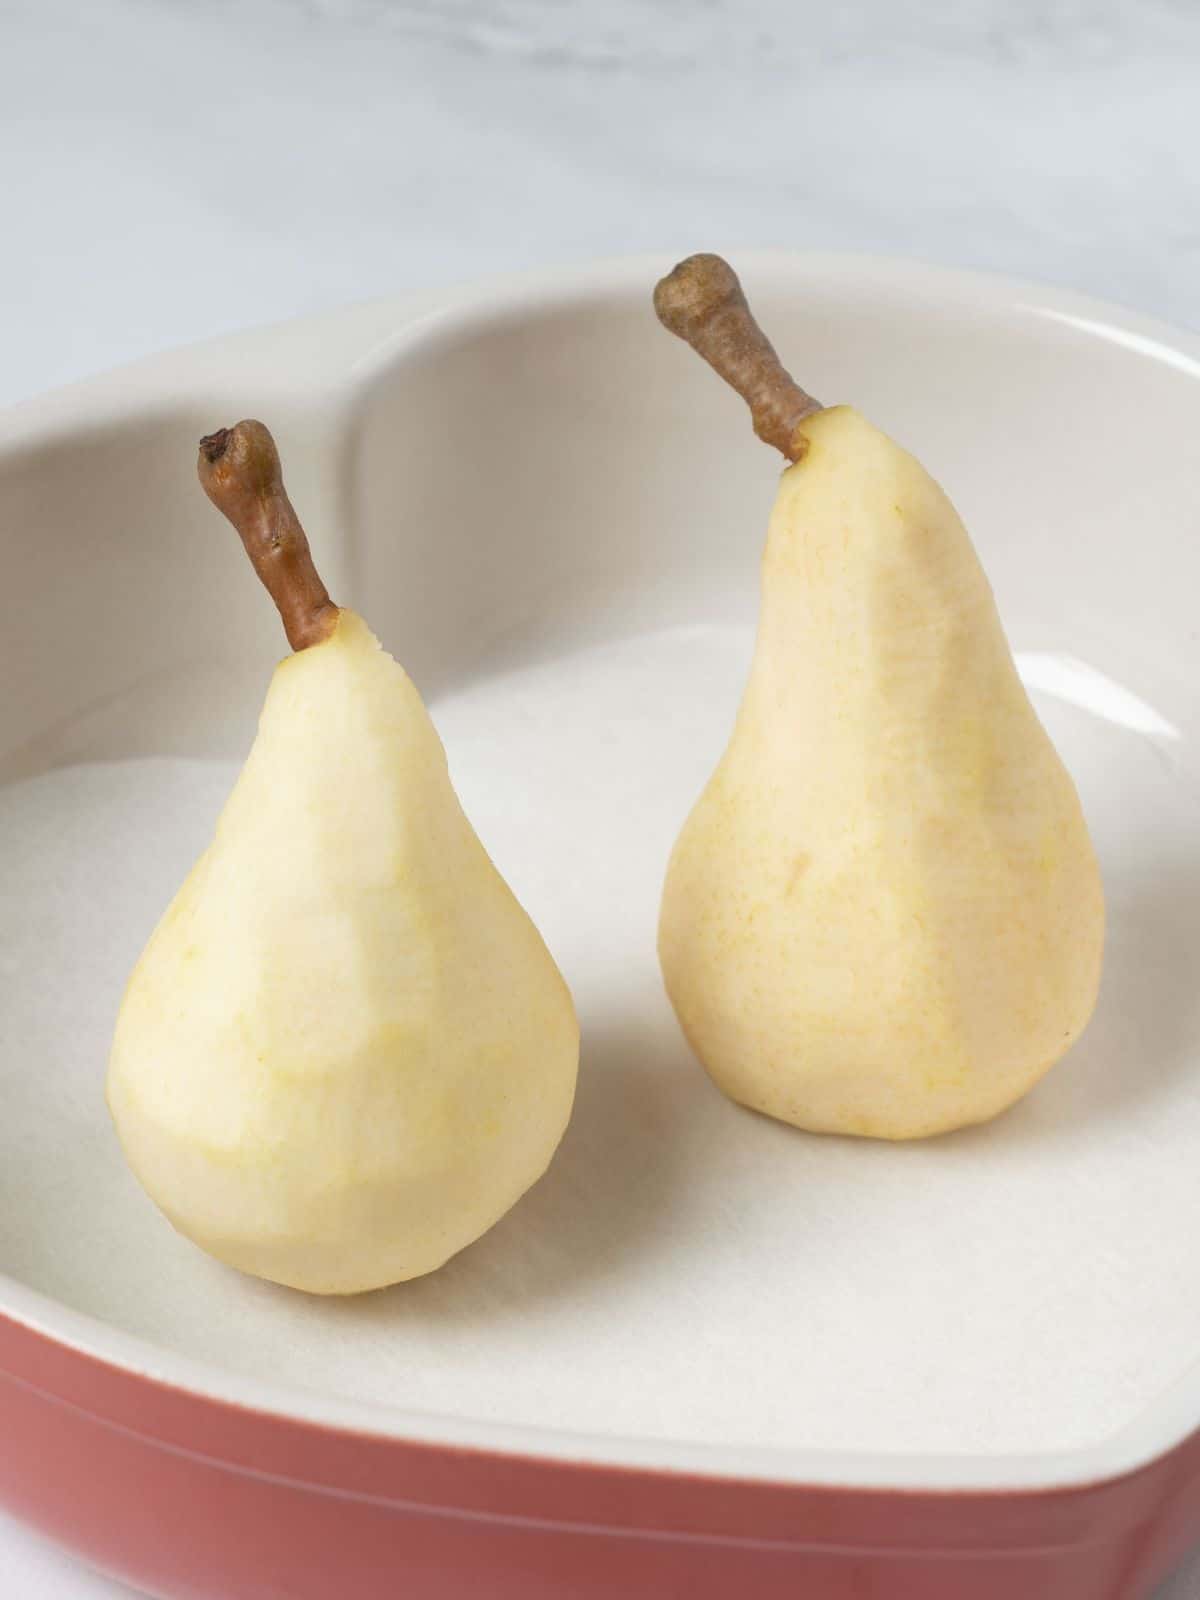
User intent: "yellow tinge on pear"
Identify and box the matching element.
[108,422,578,1292]
[659,403,1104,1139]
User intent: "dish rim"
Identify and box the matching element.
[3,249,1200,1498]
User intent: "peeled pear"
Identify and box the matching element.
[108,421,578,1292]
[655,255,1104,1140]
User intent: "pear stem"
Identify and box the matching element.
[653,254,821,462]
[197,420,339,652]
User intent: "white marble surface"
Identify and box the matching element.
[2,0,1199,1594]
[3,0,1200,409]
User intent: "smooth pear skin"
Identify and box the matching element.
[108,610,579,1292]
[659,406,1104,1140]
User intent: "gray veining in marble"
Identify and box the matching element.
[2,0,1199,407]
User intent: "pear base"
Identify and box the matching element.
[692,1041,1083,1143]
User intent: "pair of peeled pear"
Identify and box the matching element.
[108,257,1104,1295]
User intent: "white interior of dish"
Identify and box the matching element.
[3,256,1200,1491]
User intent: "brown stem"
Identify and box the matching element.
[653,254,821,462]
[197,420,338,652]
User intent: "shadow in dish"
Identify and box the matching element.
[262,1002,714,1326]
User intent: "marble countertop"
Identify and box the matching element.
[4,0,1200,410]
[2,0,1199,1594]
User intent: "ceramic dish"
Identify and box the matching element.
[2,254,1199,1598]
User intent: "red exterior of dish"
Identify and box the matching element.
[1,1309,1197,1599]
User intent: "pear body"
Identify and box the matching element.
[108,610,578,1291]
[659,407,1104,1140]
